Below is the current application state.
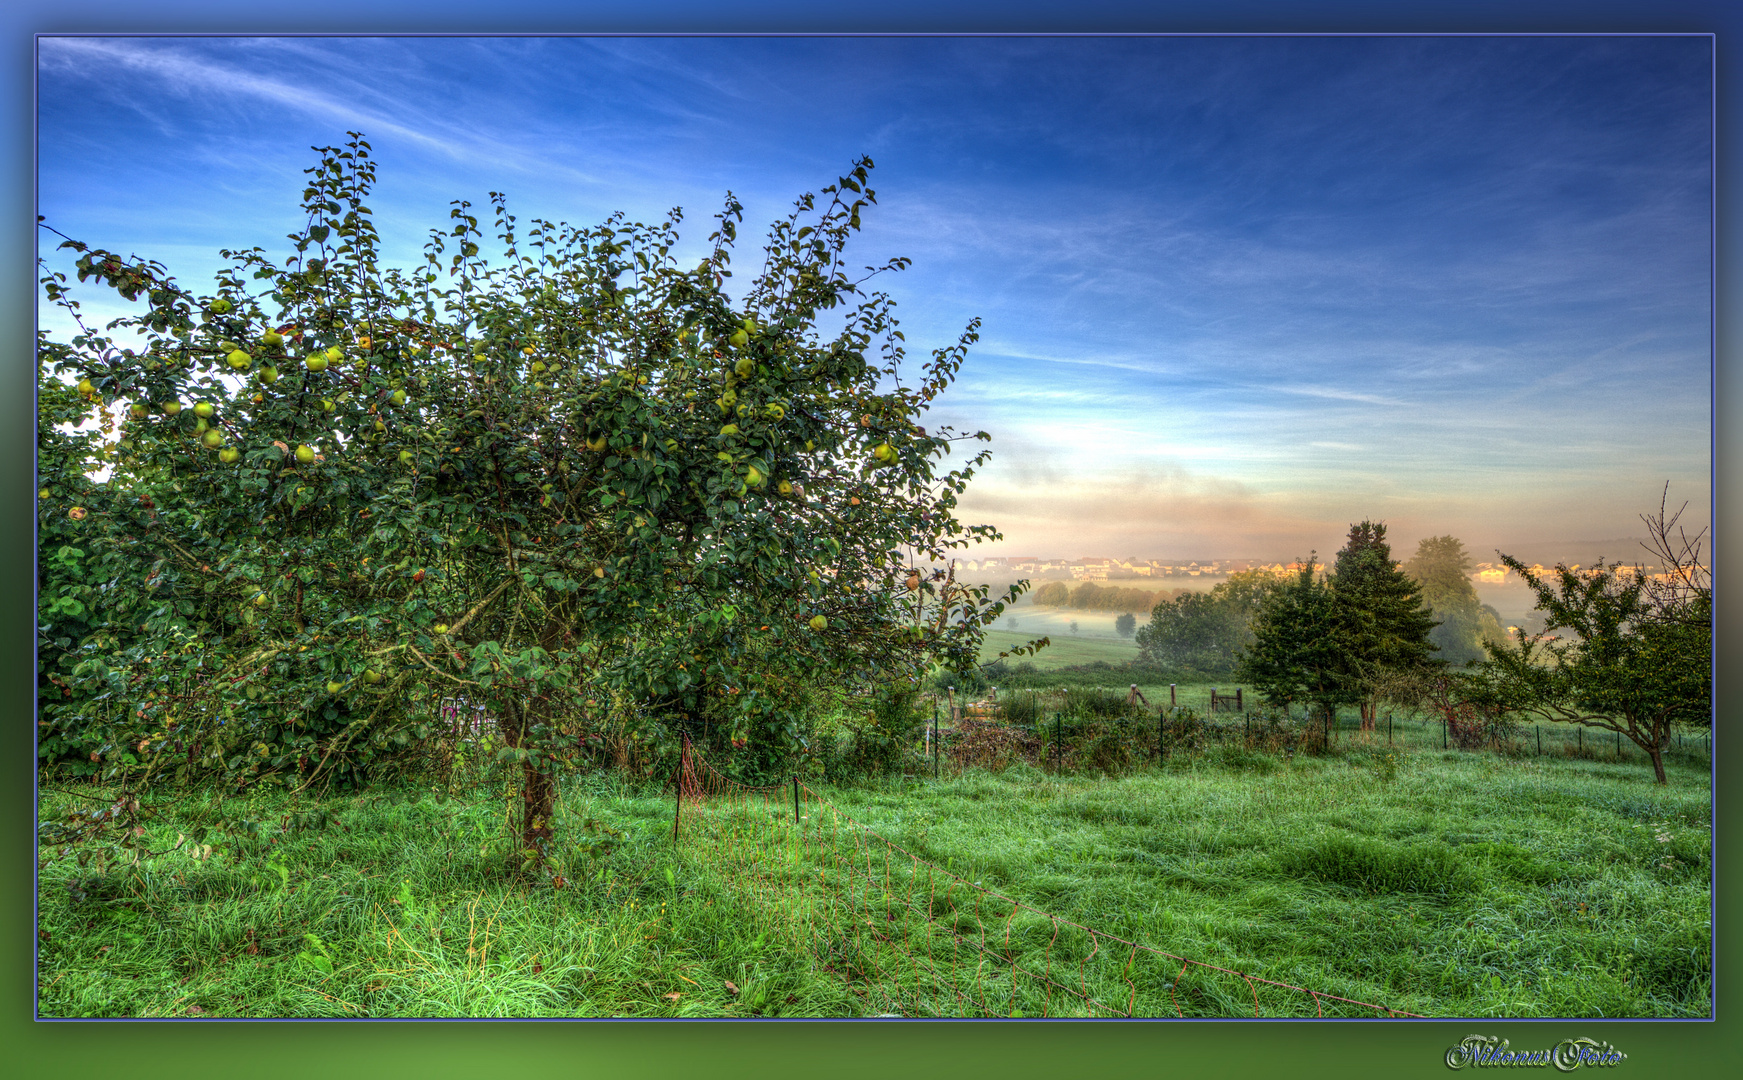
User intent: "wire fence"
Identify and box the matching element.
[672,734,1425,1019]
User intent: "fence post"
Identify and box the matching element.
[1171,684,1176,707]
[1237,688,1243,712]
[1157,708,1164,764]
[1056,713,1063,773]
[1616,731,1621,757]
[933,700,940,780]
[1443,717,1447,750]
[1389,715,1393,745]
[673,733,688,842]
[1536,726,1541,756]
[793,776,800,823]
[1578,728,1582,753]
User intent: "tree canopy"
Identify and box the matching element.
[1135,570,1278,675]
[37,134,1022,866]
[1402,535,1505,666]
[1464,491,1710,784]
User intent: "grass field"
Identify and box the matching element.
[37,736,1709,1018]
[979,626,1138,669]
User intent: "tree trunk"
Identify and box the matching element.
[502,698,557,861]
[1648,742,1667,785]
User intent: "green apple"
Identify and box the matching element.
[778,480,794,496]
[192,418,210,435]
[76,378,94,395]
[320,398,335,412]
[389,389,407,407]
[261,329,283,348]
[162,401,183,416]
[201,429,224,449]
[218,447,241,464]
[531,360,547,375]
[809,615,828,632]
[129,403,148,419]
[252,592,268,607]
[38,487,50,500]
[433,623,449,635]
[729,328,749,348]
[226,349,252,370]
[325,346,344,364]
[734,357,756,378]
[398,450,415,466]
[719,423,740,437]
[295,444,315,465]
[364,669,382,684]
[325,680,344,696]
[258,366,279,385]
[208,297,232,315]
[588,434,607,452]
[873,442,897,465]
[305,353,329,373]
[193,401,215,419]
[745,464,767,488]
[765,403,785,420]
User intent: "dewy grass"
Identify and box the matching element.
[36,743,1709,1018]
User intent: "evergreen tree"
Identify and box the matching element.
[1330,521,1440,729]
[1237,555,1358,721]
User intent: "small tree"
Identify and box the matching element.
[1238,556,1359,724]
[1469,490,1709,784]
[1114,612,1136,638]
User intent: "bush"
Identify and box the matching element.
[827,683,928,781]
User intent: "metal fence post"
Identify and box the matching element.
[673,733,687,842]
[933,701,940,779]
[1171,684,1176,707]
[1536,726,1541,756]
[793,776,800,823]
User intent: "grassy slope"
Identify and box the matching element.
[37,745,1709,1018]
[980,627,1138,669]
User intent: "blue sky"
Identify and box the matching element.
[35,35,1712,563]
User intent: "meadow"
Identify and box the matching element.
[36,727,1710,1018]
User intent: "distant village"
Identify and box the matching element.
[954,556,1640,586]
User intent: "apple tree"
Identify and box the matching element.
[38,134,1022,869]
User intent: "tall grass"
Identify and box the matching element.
[37,739,1708,1018]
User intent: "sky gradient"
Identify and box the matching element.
[35,34,1713,565]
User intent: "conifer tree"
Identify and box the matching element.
[1330,521,1440,729]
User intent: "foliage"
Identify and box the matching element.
[1031,579,1177,613]
[1134,570,1279,675]
[1463,490,1710,784]
[1403,535,1504,666]
[1114,612,1136,638]
[1330,521,1440,727]
[1236,557,1356,719]
[827,682,929,780]
[37,134,1021,864]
